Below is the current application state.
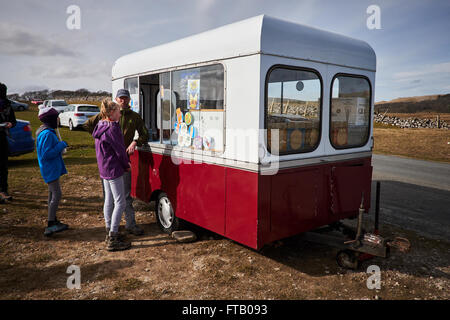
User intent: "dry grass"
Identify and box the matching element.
[373,112,450,163]
[373,127,450,163]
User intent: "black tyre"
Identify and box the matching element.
[336,250,360,270]
[69,119,74,131]
[156,192,182,234]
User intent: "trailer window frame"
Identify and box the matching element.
[138,61,227,155]
[264,64,323,156]
[329,73,372,150]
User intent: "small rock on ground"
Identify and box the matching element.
[172,230,197,243]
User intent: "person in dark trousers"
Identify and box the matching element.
[85,89,149,236]
[36,106,69,236]
[0,83,16,203]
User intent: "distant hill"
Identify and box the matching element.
[375,94,450,113]
[7,89,111,102]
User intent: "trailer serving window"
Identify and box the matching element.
[170,64,225,152]
[266,66,322,155]
[330,74,371,149]
[141,64,225,151]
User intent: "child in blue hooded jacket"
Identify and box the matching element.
[36,106,69,236]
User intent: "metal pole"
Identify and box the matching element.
[170,72,173,145]
[375,181,380,234]
[355,193,364,242]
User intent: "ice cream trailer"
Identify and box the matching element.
[111,15,380,256]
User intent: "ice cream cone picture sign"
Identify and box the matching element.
[187,79,200,109]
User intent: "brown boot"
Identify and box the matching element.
[107,232,131,251]
[105,229,126,244]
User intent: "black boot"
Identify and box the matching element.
[107,231,131,251]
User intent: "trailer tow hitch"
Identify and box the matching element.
[304,183,411,270]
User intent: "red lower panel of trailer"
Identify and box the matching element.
[131,150,372,250]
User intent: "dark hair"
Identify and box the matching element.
[0,83,7,99]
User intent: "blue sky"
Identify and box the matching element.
[0,0,449,102]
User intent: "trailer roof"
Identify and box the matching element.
[112,15,376,79]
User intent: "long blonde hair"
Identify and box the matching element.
[99,98,119,120]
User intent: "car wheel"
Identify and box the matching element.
[69,119,74,131]
[18,106,24,111]
[156,192,182,234]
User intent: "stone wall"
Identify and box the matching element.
[374,113,448,129]
[51,94,110,102]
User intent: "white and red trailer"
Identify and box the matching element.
[111,15,377,253]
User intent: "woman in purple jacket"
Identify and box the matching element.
[93,99,131,251]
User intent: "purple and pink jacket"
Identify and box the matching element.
[93,120,130,180]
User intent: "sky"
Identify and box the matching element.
[0,0,449,102]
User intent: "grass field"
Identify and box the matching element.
[373,113,450,163]
[8,104,99,209]
[12,103,97,163]
[373,127,449,163]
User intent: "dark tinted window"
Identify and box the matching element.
[78,106,99,112]
[53,101,68,106]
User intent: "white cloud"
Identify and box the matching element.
[30,60,111,79]
[393,62,450,81]
[0,23,78,57]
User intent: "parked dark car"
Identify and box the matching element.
[10,100,29,111]
[7,119,35,156]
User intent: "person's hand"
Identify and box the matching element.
[126,141,137,155]
[5,122,12,129]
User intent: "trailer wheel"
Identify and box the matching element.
[336,250,359,270]
[156,192,181,234]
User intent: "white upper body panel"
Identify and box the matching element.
[112,15,376,80]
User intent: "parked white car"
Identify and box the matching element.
[38,100,69,113]
[58,104,99,130]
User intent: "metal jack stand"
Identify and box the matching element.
[303,182,410,269]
